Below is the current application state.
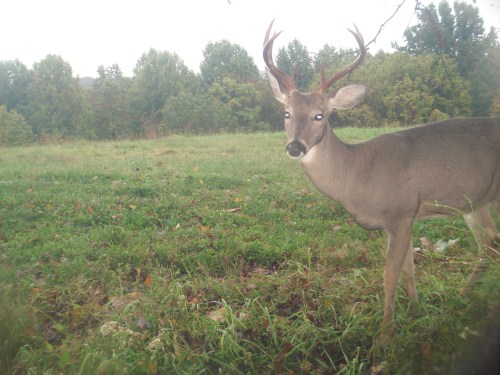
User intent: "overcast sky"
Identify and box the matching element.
[1,0,499,77]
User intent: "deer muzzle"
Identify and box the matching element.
[286,141,307,159]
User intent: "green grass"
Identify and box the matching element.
[0,129,498,374]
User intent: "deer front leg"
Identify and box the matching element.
[382,223,413,336]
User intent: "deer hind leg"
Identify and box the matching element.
[382,222,414,336]
[401,239,418,313]
[462,204,500,294]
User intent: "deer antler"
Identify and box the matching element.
[263,19,297,94]
[263,21,366,95]
[317,25,366,94]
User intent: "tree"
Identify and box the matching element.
[256,76,283,131]
[396,1,497,78]
[162,91,237,134]
[276,39,314,91]
[200,40,259,86]
[26,55,92,139]
[330,51,471,127]
[90,64,132,139]
[0,60,30,112]
[0,105,34,146]
[162,77,271,134]
[130,49,195,137]
[208,77,268,131]
[394,1,498,117]
[313,44,338,71]
[467,45,500,116]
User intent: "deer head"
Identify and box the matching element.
[263,20,367,158]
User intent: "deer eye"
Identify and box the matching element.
[314,114,323,121]
[284,111,290,119]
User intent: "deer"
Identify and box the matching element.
[263,19,500,336]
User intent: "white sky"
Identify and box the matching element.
[1,0,499,77]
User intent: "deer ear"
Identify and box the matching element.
[266,69,288,104]
[327,84,366,110]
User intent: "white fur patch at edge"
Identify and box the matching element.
[300,145,318,165]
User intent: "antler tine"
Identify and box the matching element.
[263,19,296,94]
[263,18,277,47]
[317,24,367,94]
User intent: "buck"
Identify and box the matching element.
[263,20,500,335]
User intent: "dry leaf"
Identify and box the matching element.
[208,307,227,322]
[371,361,389,375]
[274,342,293,371]
[144,275,153,286]
[419,236,434,250]
[252,267,268,275]
[110,291,143,308]
[28,234,41,243]
[244,283,257,292]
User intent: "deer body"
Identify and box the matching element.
[263,21,500,334]
[302,117,500,230]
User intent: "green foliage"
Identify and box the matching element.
[162,77,272,134]
[200,40,260,86]
[130,49,196,137]
[468,46,500,116]
[0,59,30,111]
[0,105,34,146]
[26,55,93,139]
[89,65,132,139]
[208,77,268,131]
[395,0,499,117]
[276,39,314,91]
[162,91,237,134]
[396,1,496,78]
[331,52,471,127]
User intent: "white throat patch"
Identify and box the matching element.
[300,145,318,165]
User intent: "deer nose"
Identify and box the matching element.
[286,141,306,158]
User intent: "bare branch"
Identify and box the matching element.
[365,0,410,48]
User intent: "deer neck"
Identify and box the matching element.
[299,127,356,203]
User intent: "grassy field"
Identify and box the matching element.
[0,129,498,374]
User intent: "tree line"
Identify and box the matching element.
[1,0,499,146]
